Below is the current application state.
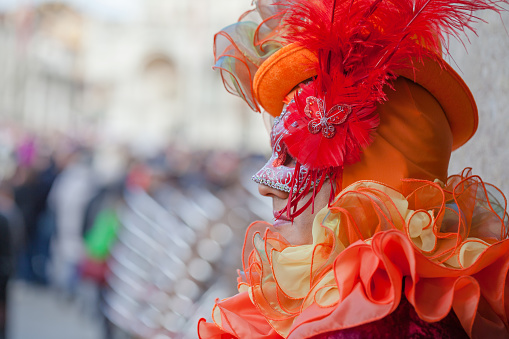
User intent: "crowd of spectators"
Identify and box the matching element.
[0,124,270,339]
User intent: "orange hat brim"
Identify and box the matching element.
[253,43,478,150]
[253,45,317,116]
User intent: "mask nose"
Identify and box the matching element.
[258,182,289,200]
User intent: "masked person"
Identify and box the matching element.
[199,1,509,338]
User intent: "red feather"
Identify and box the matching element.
[273,0,507,219]
[280,0,507,170]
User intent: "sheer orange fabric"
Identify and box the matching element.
[198,170,509,338]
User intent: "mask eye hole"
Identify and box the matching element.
[272,146,296,168]
[283,151,296,168]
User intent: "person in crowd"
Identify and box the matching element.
[0,214,12,339]
[47,147,98,296]
[198,0,509,338]
[0,183,24,281]
[12,145,57,285]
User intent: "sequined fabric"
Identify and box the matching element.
[310,295,469,339]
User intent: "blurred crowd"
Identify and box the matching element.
[0,124,271,339]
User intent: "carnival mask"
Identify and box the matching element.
[251,80,378,219]
[252,102,310,194]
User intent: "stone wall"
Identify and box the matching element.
[448,10,509,194]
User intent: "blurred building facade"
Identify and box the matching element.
[0,0,269,156]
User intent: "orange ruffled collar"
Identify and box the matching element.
[198,169,509,338]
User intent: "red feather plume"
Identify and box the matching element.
[275,0,507,219]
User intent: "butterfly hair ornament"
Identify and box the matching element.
[305,96,352,138]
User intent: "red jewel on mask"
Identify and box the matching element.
[304,96,352,139]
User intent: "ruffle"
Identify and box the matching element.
[198,170,509,338]
[213,0,287,111]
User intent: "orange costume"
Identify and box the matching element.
[200,1,509,338]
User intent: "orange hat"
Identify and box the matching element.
[253,43,477,152]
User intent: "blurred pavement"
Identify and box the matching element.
[7,280,102,339]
